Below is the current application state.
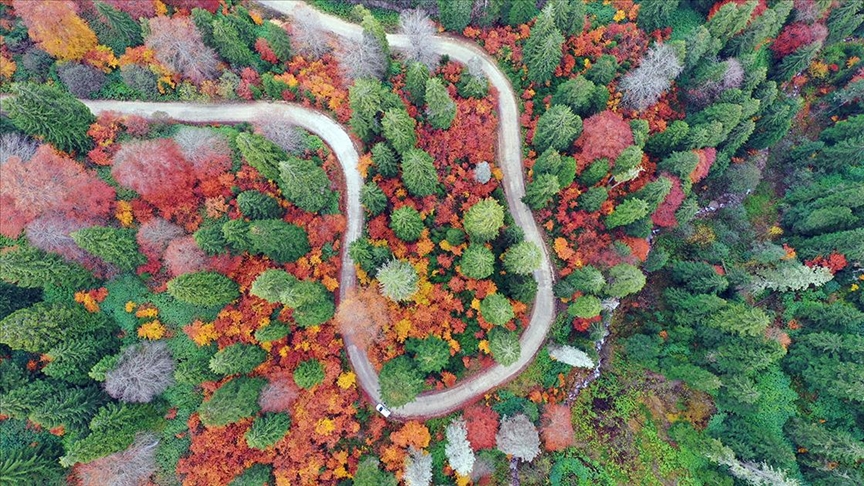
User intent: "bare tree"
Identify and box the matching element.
[496,414,541,463]
[290,7,331,59]
[172,126,231,179]
[399,9,439,69]
[76,433,159,486]
[145,16,219,84]
[338,32,387,80]
[0,132,39,164]
[403,447,433,486]
[137,217,184,258]
[445,417,476,476]
[105,341,175,403]
[254,112,307,154]
[619,43,683,111]
[258,373,299,413]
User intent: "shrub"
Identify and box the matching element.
[166,271,239,307]
[197,377,266,427]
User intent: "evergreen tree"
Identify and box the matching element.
[437,0,473,33]
[775,41,823,81]
[645,120,689,157]
[245,413,291,450]
[584,54,618,85]
[612,145,643,180]
[379,355,424,407]
[464,198,505,242]
[401,148,439,197]
[707,303,771,337]
[390,206,425,242]
[167,271,240,307]
[209,343,267,376]
[503,241,542,275]
[198,377,266,427]
[567,295,601,318]
[371,142,399,178]
[523,173,561,209]
[605,198,650,229]
[548,0,586,36]
[578,186,608,213]
[669,261,729,294]
[361,181,388,216]
[235,132,286,181]
[261,22,292,63]
[246,219,311,264]
[508,0,539,26]
[71,226,145,271]
[459,244,496,280]
[425,77,457,130]
[637,0,680,33]
[236,191,284,220]
[480,293,515,326]
[488,328,521,366]
[533,105,582,153]
[0,302,91,353]
[376,259,419,302]
[524,5,565,84]
[382,108,417,154]
[2,83,95,154]
[605,264,645,297]
[92,1,143,54]
[551,76,605,117]
[293,359,325,389]
[43,336,114,385]
[278,156,332,213]
[0,245,95,290]
[405,61,430,106]
[212,17,257,68]
[407,336,451,374]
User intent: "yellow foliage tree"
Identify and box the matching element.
[14,0,98,61]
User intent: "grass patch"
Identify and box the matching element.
[306,0,401,30]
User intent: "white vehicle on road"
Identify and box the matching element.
[375,403,392,418]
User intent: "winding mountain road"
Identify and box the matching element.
[80,0,555,419]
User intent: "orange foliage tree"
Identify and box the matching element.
[13,0,98,61]
[335,286,390,350]
[540,403,575,451]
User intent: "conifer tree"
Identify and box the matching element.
[524,5,565,84]
[425,77,457,130]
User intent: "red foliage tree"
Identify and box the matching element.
[463,404,499,451]
[540,403,574,451]
[652,175,685,228]
[103,0,156,19]
[574,111,634,172]
[771,22,827,58]
[111,139,197,211]
[164,236,208,277]
[163,0,221,13]
[0,147,115,238]
[690,148,716,183]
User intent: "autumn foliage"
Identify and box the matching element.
[1,145,115,238]
[540,403,575,451]
[463,404,500,450]
[13,0,98,61]
[574,111,634,172]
